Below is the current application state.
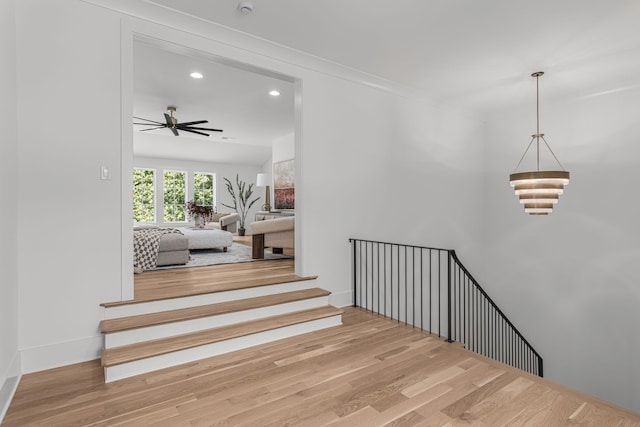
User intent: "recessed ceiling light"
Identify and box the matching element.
[269,90,280,97]
[190,72,203,79]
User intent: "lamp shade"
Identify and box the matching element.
[256,173,270,187]
[509,170,569,215]
[509,72,570,216]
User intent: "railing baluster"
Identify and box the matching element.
[404,246,407,325]
[475,286,478,353]
[447,251,452,342]
[359,241,363,308]
[376,243,379,315]
[438,250,441,338]
[384,244,387,318]
[396,244,399,323]
[429,249,432,335]
[462,273,466,345]
[412,247,416,328]
[420,248,423,331]
[453,264,457,341]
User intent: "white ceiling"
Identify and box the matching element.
[133,38,295,165]
[138,0,640,161]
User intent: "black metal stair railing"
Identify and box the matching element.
[349,238,543,377]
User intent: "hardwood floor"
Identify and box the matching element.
[101,235,299,305]
[4,308,640,426]
[102,259,307,305]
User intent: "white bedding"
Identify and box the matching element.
[177,228,233,250]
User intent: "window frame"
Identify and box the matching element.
[163,169,188,223]
[132,167,156,223]
[193,171,216,212]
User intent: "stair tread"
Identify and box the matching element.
[101,272,318,307]
[101,305,344,367]
[101,288,331,333]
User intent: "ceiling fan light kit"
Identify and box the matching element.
[133,106,223,137]
[509,71,570,215]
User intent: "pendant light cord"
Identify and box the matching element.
[536,73,567,171]
[512,71,567,173]
[536,73,540,171]
[536,74,540,136]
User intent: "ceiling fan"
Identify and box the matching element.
[133,106,223,137]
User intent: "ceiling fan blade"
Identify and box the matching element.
[170,127,179,136]
[138,126,166,132]
[180,128,210,137]
[178,125,223,132]
[178,120,208,126]
[164,113,175,127]
[134,122,168,126]
[133,117,166,125]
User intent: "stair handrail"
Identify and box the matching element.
[448,250,543,376]
[349,238,543,377]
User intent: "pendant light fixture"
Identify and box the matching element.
[509,72,570,215]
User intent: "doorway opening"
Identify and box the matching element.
[121,34,302,302]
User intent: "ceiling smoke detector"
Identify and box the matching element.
[238,1,253,14]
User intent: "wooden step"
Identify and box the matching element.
[102,306,344,367]
[100,288,330,334]
[102,260,316,307]
[102,280,321,320]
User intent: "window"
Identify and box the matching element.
[133,168,155,222]
[163,170,186,222]
[194,172,215,210]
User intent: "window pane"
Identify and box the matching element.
[133,169,155,222]
[164,170,186,222]
[194,172,215,210]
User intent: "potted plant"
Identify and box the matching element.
[186,200,213,228]
[221,174,260,236]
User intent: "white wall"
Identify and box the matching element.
[12,0,484,377]
[482,88,640,412]
[0,0,20,419]
[273,133,295,163]
[12,0,638,415]
[16,0,123,372]
[134,156,263,230]
[299,75,486,306]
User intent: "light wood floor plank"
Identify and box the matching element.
[103,259,308,306]
[102,305,343,367]
[101,287,329,333]
[4,308,640,426]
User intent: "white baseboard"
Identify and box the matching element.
[330,290,353,308]
[0,374,20,424]
[0,352,22,423]
[20,335,102,374]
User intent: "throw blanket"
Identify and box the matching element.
[134,227,183,271]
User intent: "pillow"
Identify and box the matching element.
[209,212,229,222]
[133,225,159,231]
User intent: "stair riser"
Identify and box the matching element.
[104,296,330,348]
[104,280,317,319]
[104,315,343,382]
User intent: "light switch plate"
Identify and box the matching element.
[101,165,111,180]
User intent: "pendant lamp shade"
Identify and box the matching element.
[509,72,570,215]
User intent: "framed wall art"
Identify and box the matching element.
[273,159,294,210]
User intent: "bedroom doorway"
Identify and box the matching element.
[122,34,301,301]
